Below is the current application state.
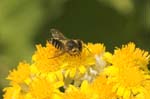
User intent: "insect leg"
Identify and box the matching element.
[48,51,65,59]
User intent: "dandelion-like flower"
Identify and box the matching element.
[91,75,118,99]
[63,81,98,99]
[7,62,31,85]
[62,43,105,78]
[32,42,105,78]
[103,42,150,98]
[3,62,32,99]
[3,84,31,99]
[29,76,63,99]
[104,66,150,98]
[3,35,150,99]
[32,42,63,73]
[111,42,150,70]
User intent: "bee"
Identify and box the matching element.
[49,28,83,58]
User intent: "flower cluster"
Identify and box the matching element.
[3,41,150,99]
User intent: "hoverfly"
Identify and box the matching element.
[49,28,83,58]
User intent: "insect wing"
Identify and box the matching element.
[50,28,67,40]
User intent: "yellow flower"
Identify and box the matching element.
[32,42,105,78]
[102,42,150,98]
[63,80,98,99]
[87,43,105,55]
[63,43,105,78]
[29,76,63,99]
[3,84,32,99]
[103,52,113,63]
[7,62,31,85]
[91,75,117,99]
[144,81,150,99]
[103,62,150,98]
[132,79,150,99]
[32,42,63,73]
[111,42,150,70]
[3,62,34,99]
[6,39,150,99]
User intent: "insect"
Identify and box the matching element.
[49,28,83,58]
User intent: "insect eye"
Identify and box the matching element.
[67,40,76,49]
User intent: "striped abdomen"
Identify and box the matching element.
[51,39,64,50]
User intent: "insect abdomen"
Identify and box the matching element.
[51,39,64,50]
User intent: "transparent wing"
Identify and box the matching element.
[50,28,67,40]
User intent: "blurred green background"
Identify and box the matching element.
[0,0,150,98]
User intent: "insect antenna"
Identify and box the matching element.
[83,44,92,53]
